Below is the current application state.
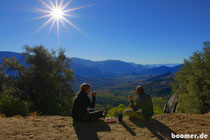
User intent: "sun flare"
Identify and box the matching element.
[34,0,85,36]
[51,8,64,19]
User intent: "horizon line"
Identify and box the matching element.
[0,51,181,66]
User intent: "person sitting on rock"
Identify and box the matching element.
[124,86,154,120]
[71,83,104,122]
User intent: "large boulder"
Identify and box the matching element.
[163,93,178,113]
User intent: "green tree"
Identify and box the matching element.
[0,45,75,116]
[172,42,210,113]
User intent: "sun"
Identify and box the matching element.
[34,0,86,36]
[51,8,64,19]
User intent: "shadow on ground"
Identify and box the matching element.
[123,118,181,140]
[73,119,111,140]
[120,121,136,136]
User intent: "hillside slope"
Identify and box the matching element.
[0,113,209,140]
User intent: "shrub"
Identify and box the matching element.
[152,97,166,114]
[0,94,29,117]
[106,104,127,117]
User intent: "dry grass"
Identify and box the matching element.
[0,113,209,140]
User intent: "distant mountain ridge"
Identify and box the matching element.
[0,51,181,78]
[71,57,180,77]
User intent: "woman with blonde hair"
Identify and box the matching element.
[71,83,104,122]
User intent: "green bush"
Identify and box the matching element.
[177,94,202,113]
[152,97,166,114]
[0,94,29,117]
[106,104,127,117]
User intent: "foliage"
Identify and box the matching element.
[152,97,166,114]
[172,42,210,113]
[0,93,29,117]
[0,45,75,116]
[106,104,127,117]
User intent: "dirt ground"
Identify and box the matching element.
[0,113,209,140]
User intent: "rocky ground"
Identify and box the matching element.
[0,113,209,140]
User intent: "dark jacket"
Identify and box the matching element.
[130,93,154,118]
[71,91,96,120]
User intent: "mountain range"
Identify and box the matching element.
[0,51,181,97]
[0,51,180,78]
[71,57,180,77]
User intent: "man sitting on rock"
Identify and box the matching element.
[124,86,154,120]
[71,83,104,122]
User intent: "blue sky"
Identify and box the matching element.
[0,0,210,64]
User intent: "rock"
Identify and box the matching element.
[29,135,33,138]
[163,93,178,113]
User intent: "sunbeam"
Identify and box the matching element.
[34,0,84,36]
